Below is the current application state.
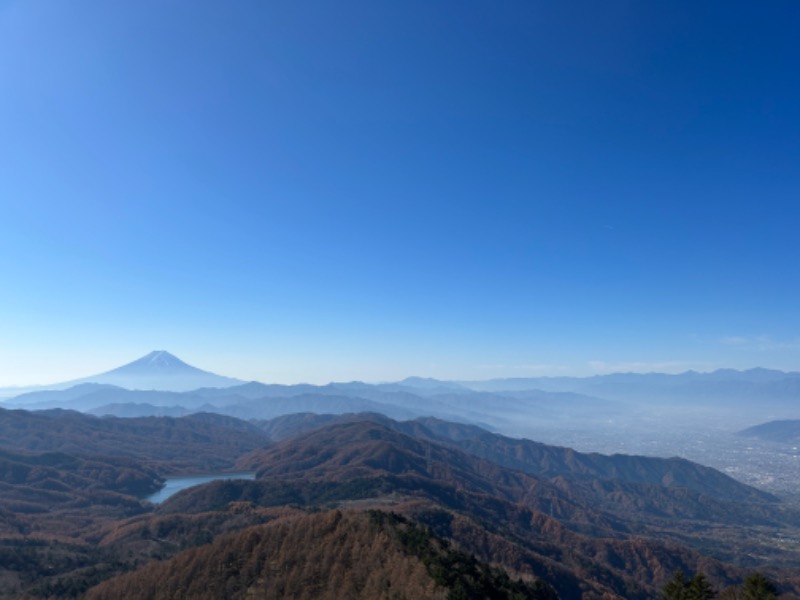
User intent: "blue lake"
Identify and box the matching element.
[145,472,256,504]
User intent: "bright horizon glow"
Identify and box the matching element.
[1,1,798,387]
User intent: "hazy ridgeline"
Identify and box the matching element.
[5,354,799,499]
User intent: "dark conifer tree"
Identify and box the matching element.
[742,573,778,600]
[688,573,717,600]
[661,570,689,600]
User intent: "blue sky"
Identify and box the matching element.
[1,0,798,385]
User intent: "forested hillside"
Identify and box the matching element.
[85,510,553,600]
[0,408,268,472]
[1,413,798,599]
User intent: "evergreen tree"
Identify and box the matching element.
[742,573,777,600]
[661,570,689,600]
[662,570,719,600]
[688,573,717,600]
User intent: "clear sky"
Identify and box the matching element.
[1,1,798,386]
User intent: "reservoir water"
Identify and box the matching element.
[145,471,256,504]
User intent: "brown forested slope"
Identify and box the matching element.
[233,420,789,531]
[251,412,777,503]
[0,408,268,472]
[0,449,159,540]
[84,509,551,600]
[2,414,799,599]
[161,420,800,598]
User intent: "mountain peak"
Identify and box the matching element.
[127,351,191,370]
[144,350,175,360]
[74,351,243,392]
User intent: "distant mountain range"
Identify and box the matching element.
[461,367,800,403]
[4,351,799,407]
[739,419,800,444]
[2,377,620,429]
[3,352,799,434]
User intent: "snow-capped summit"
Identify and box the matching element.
[114,350,195,372]
[73,351,243,392]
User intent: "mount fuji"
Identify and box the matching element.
[71,350,244,391]
[0,351,244,398]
